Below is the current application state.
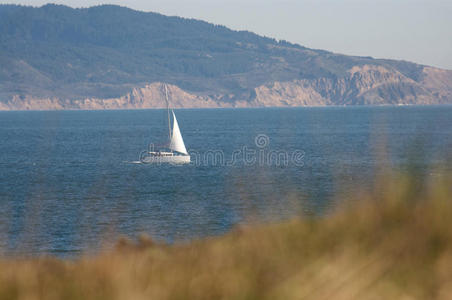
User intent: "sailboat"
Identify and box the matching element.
[141,84,190,164]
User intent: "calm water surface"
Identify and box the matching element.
[0,106,451,256]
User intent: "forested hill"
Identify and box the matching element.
[1,4,451,110]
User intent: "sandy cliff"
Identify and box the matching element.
[252,65,452,107]
[1,65,451,111]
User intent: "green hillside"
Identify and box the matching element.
[0,4,428,103]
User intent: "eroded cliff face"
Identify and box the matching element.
[0,83,230,111]
[422,67,452,102]
[1,65,451,111]
[252,65,451,107]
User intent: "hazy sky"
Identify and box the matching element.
[2,0,452,70]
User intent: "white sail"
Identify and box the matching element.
[169,111,188,155]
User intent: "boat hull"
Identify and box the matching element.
[141,155,190,164]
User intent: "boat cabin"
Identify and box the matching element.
[149,151,174,157]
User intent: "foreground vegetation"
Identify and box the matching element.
[1,171,452,299]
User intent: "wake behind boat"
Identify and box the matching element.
[141,84,190,164]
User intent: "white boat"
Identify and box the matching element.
[141,84,190,164]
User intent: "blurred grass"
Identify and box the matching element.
[1,170,452,300]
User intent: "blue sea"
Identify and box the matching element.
[0,106,451,256]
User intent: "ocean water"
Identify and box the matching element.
[0,106,451,256]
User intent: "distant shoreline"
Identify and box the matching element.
[1,103,452,113]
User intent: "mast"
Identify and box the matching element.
[164,84,172,142]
